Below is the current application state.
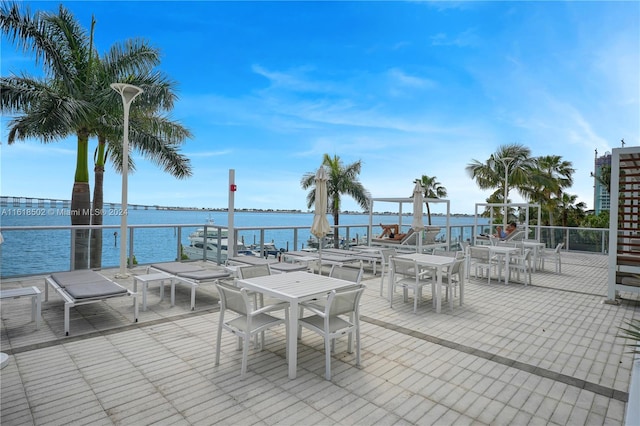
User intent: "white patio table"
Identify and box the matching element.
[237,270,356,379]
[392,253,456,313]
[488,245,521,285]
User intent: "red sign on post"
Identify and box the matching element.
[230,184,237,192]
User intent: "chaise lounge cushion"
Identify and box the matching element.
[150,262,231,281]
[50,270,128,299]
[150,262,207,274]
[177,269,231,280]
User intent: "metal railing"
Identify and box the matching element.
[0,222,608,278]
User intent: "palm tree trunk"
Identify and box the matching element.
[90,159,105,268]
[333,211,340,248]
[425,202,432,225]
[71,182,91,269]
[71,132,91,269]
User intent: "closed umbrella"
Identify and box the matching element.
[412,180,425,253]
[311,167,331,273]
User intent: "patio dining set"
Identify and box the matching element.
[20,236,563,381]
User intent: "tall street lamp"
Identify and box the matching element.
[111,83,143,278]
[499,157,514,227]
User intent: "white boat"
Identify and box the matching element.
[183,220,254,261]
[249,241,283,259]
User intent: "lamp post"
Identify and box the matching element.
[110,83,143,278]
[499,157,514,227]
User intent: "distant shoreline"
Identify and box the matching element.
[1,195,476,216]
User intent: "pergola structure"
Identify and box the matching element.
[367,197,451,249]
[473,202,541,245]
[606,146,640,301]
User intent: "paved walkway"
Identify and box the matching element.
[1,252,638,425]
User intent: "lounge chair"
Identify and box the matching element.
[148,261,231,310]
[371,228,416,246]
[226,256,309,273]
[45,270,138,336]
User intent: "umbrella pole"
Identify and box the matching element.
[317,240,322,275]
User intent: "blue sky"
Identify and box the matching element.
[1,1,638,215]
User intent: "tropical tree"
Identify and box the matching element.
[581,210,610,228]
[556,192,586,227]
[465,143,533,223]
[1,3,193,269]
[1,3,101,268]
[89,43,192,268]
[301,154,371,248]
[522,155,575,226]
[416,175,447,225]
[592,164,611,194]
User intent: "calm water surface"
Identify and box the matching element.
[0,207,487,277]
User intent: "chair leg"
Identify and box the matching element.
[215,315,223,366]
[355,319,361,367]
[325,335,332,380]
[284,309,289,361]
[240,333,250,379]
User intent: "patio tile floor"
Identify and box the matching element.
[1,252,638,425]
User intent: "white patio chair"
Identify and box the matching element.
[389,256,434,314]
[297,265,362,346]
[236,263,289,347]
[328,264,364,284]
[379,248,397,297]
[237,264,289,308]
[214,282,289,379]
[441,258,465,310]
[539,242,564,273]
[298,285,366,380]
[467,246,496,283]
[508,248,533,285]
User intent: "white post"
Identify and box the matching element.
[228,169,236,258]
[111,83,143,278]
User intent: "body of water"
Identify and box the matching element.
[0,207,488,277]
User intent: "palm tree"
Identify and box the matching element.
[556,192,586,227]
[522,155,574,226]
[301,154,371,248]
[1,3,102,268]
[1,3,193,268]
[89,45,193,268]
[592,164,611,194]
[466,143,533,222]
[416,175,447,225]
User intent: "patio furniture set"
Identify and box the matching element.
[35,237,560,379]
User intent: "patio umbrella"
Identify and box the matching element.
[411,180,425,252]
[310,167,331,274]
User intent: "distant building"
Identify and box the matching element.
[593,151,611,214]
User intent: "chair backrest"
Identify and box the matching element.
[449,258,464,275]
[237,264,271,279]
[400,229,417,245]
[380,248,397,263]
[554,242,564,253]
[505,230,525,242]
[329,265,363,284]
[423,229,440,244]
[454,250,466,259]
[326,286,366,317]
[390,257,416,276]
[216,282,250,315]
[469,246,490,261]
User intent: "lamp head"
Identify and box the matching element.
[110,83,143,105]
